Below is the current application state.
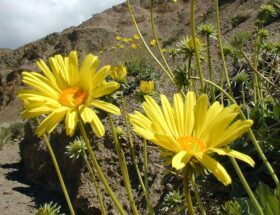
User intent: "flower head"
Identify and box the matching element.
[116,36,122,41]
[66,137,87,160]
[139,80,155,95]
[150,39,157,46]
[129,92,254,185]
[17,51,120,137]
[110,65,127,83]
[133,34,140,40]
[131,43,137,49]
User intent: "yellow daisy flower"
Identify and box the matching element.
[131,43,137,49]
[17,51,120,137]
[123,37,129,43]
[129,92,255,185]
[110,65,127,83]
[150,39,157,46]
[116,36,122,41]
[117,43,125,49]
[133,34,140,40]
[139,80,155,95]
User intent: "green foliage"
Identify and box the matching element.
[35,202,63,215]
[161,190,185,214]
[236,183,279,215]
[219,200,242,215]
[256,2,280,26]
[66,137,87,160]
[231,13,250,28]
[0,126,12,149]
[125,58,159,81]
[230,32,251,48]
[197,23,216,38]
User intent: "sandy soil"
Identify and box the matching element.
[0,141,36,215]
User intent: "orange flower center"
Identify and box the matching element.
[177,136,207,153]
[59,87,87,107]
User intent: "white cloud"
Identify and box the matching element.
[0,0,125,49]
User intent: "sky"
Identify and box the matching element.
[0,0,125,49]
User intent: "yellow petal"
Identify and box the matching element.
[215,119,253,148]
[154,133,182,153]
[173,93,184,136]
[92,65,111,87]
[194,94,208,136]
[65,109,78,136]
[172,151,192,170]
[36,108,68,136]
[184,91,196,136]
[91,82,119,98]
[68,51,79,86]
[161,94,179,138]
[79,106,104,137]
[208,148,255,167]
[91,100,120,115]
[195,153,232,186]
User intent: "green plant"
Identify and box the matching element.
[219,200,242,215]
[35,202,63,215]
[0,125,12,149]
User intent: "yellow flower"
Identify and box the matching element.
[129,92,254,185]
[128,38,133,42]
[17,51,120,137]
[116,36,122,41]
[161,48,167,53]
[150,39,157,46]
[131,43,137,49]
[110,65,127,83]
[139,80,155,95]
[123,37,129,43]
[117,43,124,49]
[133,34,140,40]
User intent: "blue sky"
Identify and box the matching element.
[0,0,125,49]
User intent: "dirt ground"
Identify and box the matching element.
[0,139,67,215]
[0,141,37,214]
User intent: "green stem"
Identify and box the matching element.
[228,149,264,215]
[190,0,204,91]
[41,134,75,215]
[143,139,153,214]
[121,97,154,214]
[191,173,206,215]
[206,36,215,101]
[150,0,175,81]
[108,114,139,215]
[82,153,107,215]
[126,0,175,84]
[214,0,231,92]
[241,84,246,111]
[78,121,126,215]
[240,49,275,86]
[183,168,195,215]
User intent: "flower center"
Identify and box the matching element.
[177,136,207,153]
[59,87,87,107]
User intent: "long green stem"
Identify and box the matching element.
[190,0,204,91]
[240,49,275,86]
[108,114,139,215]
[143,139,153,214]
[82,154,107,215]
[206,36,215,101]
[150,0,175,81]
[214,0,231,91]
[41,133,76,215]
[183,168,195,215]
[78,121,126,215]
[228,148,264,215]
[121,97,154,214]
[191,173,206,215]
[36,117,75,215]
[192,78,280,190]
[126,0,175,84]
